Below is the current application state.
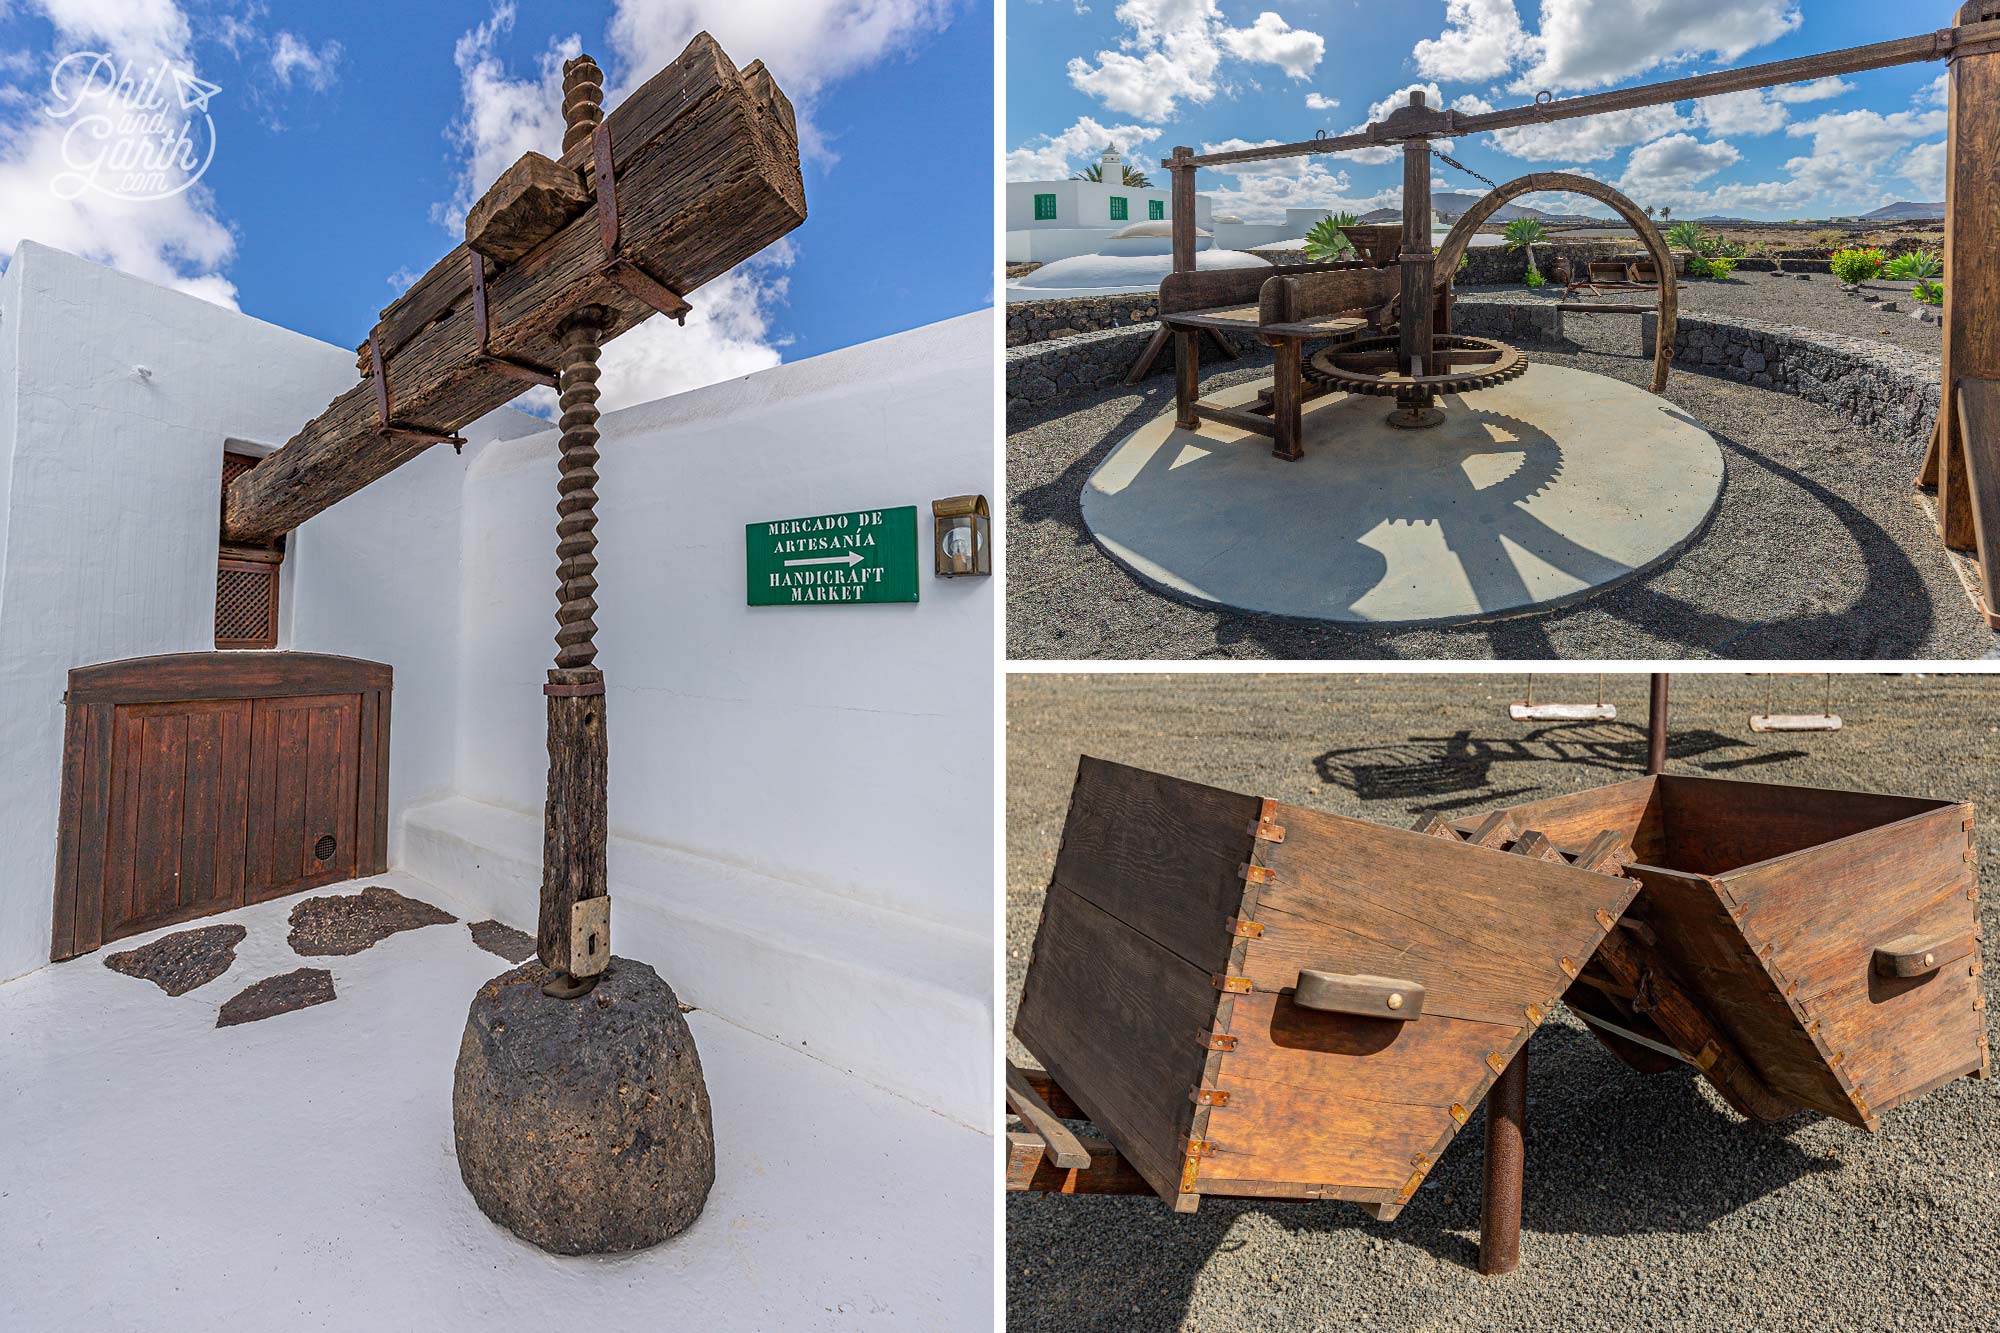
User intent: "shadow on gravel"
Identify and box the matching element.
[1007,1028,1836,1331]
[1311,720,1804,811]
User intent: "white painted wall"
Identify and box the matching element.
[0,246,994,1125]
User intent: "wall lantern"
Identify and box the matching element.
[932,494,991,577]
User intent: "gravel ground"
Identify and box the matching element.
[1008,308,1992,661]
[1006,672,2000,1333]
[1488,269,1944,358]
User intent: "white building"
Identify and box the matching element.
[1006,147,1214,262]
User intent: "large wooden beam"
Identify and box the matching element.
[222,33,806,544]
[1191,16,2000,169]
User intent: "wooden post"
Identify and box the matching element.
[1928,2,2000,624]
[1647,673,1669,776]
[1479,1046,1525,1276]
[538,57,614,994]
[1169,147,1196,276]
[1392,105,1440,428]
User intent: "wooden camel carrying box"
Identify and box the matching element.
[1014,757,1643,1218]
[1013,760,1986,1219]
[1463,775,1988,1129]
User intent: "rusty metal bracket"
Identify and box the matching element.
[592,122,692,325]
[1238,863,1274,885]
[1226,917,1264,939]
[1190,1087,1230,1107]
[468,254,559,387]
[367,334,466,451]
[1251,802,1286,842]
[1200,1031,1239,1051]
[1211,974,1252,994]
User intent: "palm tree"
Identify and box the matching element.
[1072,162,1154,188]
[1659,205,1673,222]
[1645,204,1657,220]
[1501,216,1546,283]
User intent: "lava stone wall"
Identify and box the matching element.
[1006,292,1160,347]
[1642,311,1940,456]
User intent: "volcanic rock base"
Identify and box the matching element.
[104,924,246,996]
[452,956,715,1255]
[1080,362,1724,625]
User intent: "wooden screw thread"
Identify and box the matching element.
[560,55,604,157]
[554,318,603,670]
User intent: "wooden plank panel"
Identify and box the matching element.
[217,700,250,910]
[371,688,392,873]
[355,688,380,876]
[68,652,390,704]
[1657,775,1950,877]
[50,701,88,960]
[1247,802,1637,1023]
[1200,1082,1452,1194]
[274,704,312,885]
[1458,777,1664,863]
[1217,988,1516,1112]
[1049,756,1259,975]
[177,707,224,910]
[245,697,279,894]
[1631,865,1860,1122]
[1720,803,1981,1115]
[71,703,114,956]
[1014,883,1218,1206]
[303,696,359,882]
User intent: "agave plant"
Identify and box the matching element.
[1914,278,1945,306]
[1501,216,1545,284]
[1664,220,1705,252]
[1883,249,1943,281]
[1304,210,1360,262]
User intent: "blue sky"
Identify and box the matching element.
[1007,1,1950,221]
[0,0,991,409]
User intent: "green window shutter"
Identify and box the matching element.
[1109,196,1128,221]
[1148,199,1164,221]
[1034,193,1057,220]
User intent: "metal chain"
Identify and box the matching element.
[1431,147,1498,192]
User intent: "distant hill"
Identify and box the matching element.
[1860,201,1945,220]
[1356,191,1594,225]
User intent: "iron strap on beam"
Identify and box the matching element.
[1188,17,2000,170]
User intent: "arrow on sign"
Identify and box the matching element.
[784,551,866,568]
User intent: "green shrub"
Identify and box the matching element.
[1524,264,1545,288]
[1829,247,1887,283]
[1883,249,1942,281]
[1914,279,1945,306]
[1689,255,1738,279]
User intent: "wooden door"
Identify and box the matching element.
[246,693,359,901]
[53,652,391,960]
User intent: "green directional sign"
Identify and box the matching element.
[746,505,920,606]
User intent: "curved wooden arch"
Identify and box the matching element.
[1437,172,1677,394]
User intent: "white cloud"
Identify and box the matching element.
[606,0,954,164]
[270,32,342,91]
[593,249,792,412]
[1412,0,1533,83]
[1487,103,1685,161]
[1916,71,1948,106]
[1006,116,1162,180]
[1901,140,1946,196]
[1770,76,1853,104]
[1618,133,1739,193]
[1195,141,1359,221]
[1695,89,1786,137]
[1336,82,1444,163]
[1218,12,1324,80]
[1512,0,1801,93]
[437,5,579,233]
[1304,92,1337,111]
[0,0,237,307]
[1067,0,1325,121]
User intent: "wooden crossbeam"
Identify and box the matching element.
[1190,18,2000,168]
[222,34,806,544]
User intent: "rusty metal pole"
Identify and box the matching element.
[536,54,613,998]
[1648,672,1670,776]
[1479,1047,1526,1275]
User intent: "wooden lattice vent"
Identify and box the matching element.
[217,451,284,650]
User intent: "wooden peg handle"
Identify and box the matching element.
[1294,970,1425,1020]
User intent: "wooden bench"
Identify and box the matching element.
[1139,262,1406,460]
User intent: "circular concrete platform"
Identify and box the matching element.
[1080,363,1724,625]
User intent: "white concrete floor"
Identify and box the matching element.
[0,874,992,1330]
